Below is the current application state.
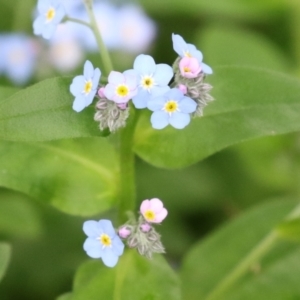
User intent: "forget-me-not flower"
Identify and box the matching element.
[125,54,173,109]
[0,33,37,85]
[172,33,213,75]
[147,88,197,129]
[83,219,124,268]
[33,0,65,39]
[104,71,138,104]
[70,60,101,112]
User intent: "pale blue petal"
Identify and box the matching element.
[102,249,119,267]
[132,89,150,109]
[108,71,124,84]
[85,92,95,107]
[84,60,93,78]
[201,62,213,74]
[92,68,101,86]
[104,84,115,100]
[123,69,137,77]
[98,220,116,237]
[53,5,65,23]
[83,220,101,237]
[187,44,203,62]
[70,76,84,96]
[151,111,169,129]
[83,238,101,253]
[42,23,56,39]
[172,33,186,57]
[151,86,170,97]
[169,112,190,129]
[73,95,87,112]
[153,64,173,86]
[33,17,44,35]
[179,97,197,113]
[133,54,156,75]
[124,73,138,90]
[147,96,165,111]
[165,88,182,100]
[112,237,125,256]
[37,0,50,12]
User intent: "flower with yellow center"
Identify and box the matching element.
[116,84,129,98]
[163,100,179,114]
[141,76,154,91]
[46,7,56,22]
[98,233,112,248]
[140,198,168,223]
[83,80,93,95]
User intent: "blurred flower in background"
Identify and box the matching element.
[0,0,156,86]
[0,33,38,85]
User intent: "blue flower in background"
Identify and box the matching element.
[147,88,197,129]
[70,60,101,112]
[0,33,37,85]
[33,0,65,39]
[125,54,173,109]
[172,33,213,75]
[83,219,124,268]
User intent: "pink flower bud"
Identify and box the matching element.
[117,102,127,110]
[140,223,151,232]
[178,84,187,94]
[98,87,105,98]
[140,198,168,223]
[118,226,131,239]
[179,57,201,78]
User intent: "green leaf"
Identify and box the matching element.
[0,77,101,142]
[0,189,41,238]
[56,293,72,300]
[180,200,298,299]
[0,138,118,216]
[0,86,18,100]
[69,252,180,300]
[199,25,289,71]
[134,67,300,168]
[276,218,300,241]
[0,243,11,283]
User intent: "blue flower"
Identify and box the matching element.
[0,33,37,85]
[70,60,101,112]
[83,219,124,268]
[172,33,213,75]
[33,0,65,39]
[125,54,173,109]
[147,88,197,129]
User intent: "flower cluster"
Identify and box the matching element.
[69,34,213,131]
[83,198,168,267]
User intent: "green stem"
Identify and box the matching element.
[63,16,91,28]
[82,0,113,76]
[117,108,140,223]
[205,202,300,300]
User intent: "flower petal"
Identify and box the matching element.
[149,198,163,213]
[98,219,116,237]
[72,95,87,112]
[169,112,190,129]
[83,220,101,237]
[124,73,138,90]
[140,199,150,214]
[133,54,156,75]
[172,33,186,57]
[179,97,197,113]
[102,248,119,267]
[132,89,150,109]
[83,60,94,79]
[112,236,125,256]
[70,75,84,96]
[155,208,168,223]
[108,71,124,84]
[150,111,169,129]
[153,64,173,86]
[147,96,165,111]
[103,83,116,100]
[201,62,213,74]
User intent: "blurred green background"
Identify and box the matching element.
[1,0,300,299]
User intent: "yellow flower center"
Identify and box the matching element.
[144,210,156,221]
[183,67,191,73]
[99,234,112,247]
[164,100,178,113]
[141,76,154,90]
[116,84,129,97]
[84,80,93,95]
[46,7,56,22]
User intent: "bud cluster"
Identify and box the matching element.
[173,57,214,117]
[118,198,168,259]
[94,92,130,132]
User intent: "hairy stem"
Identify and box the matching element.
[63,16,91,28]
[83,0,113,76]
